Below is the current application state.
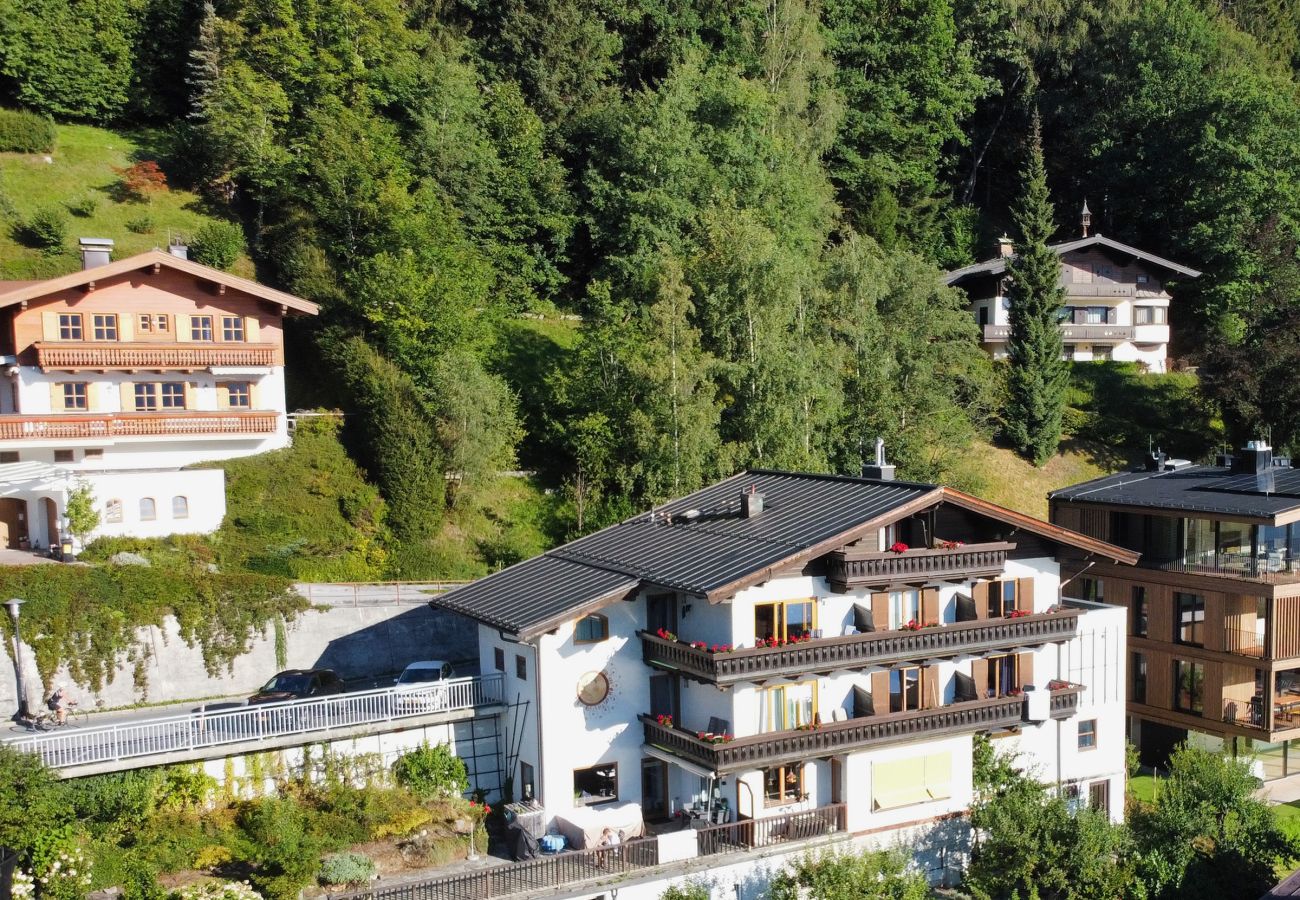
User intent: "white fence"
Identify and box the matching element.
[3,674,504,771]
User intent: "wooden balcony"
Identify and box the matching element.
[34,342,277,370]
[640,688,1081,774]
[0,410,279,441]
[640,609,1079,685]
[827,541,1013,591]
[1061,282,1135,298]
[982,324,1136,343]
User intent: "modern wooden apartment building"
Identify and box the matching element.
[1050,443,1300,778]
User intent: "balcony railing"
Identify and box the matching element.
[1147,556,1300,585]
[1061,282,1136,298]
[640,688,1081,774]
[0,410,279,441]
[827,541,1013,591]
[982,324,1136,342]
[1225,626,1267,658]
[695,803,846,857]
[640,609,1080,685]
[34,342,277,370]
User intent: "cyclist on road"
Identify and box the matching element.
[47,684,73,725]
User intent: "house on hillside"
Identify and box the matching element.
[434,460,1136,887]
[1051,442,1300,780]
[0,239,318,549]
[944,214,1200,373]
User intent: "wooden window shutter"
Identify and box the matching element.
[970,659,989,699]
[41,312,60,341]
[244,316,260,342]
[176,317,192,342]
[182,381,196,410]
[248,380,259,409]
[1016,577,1035,612]
[119,383,135,411]
[216,384,229,410]
[871,593,889,631]
[871,671,891,716]
[87,382,103,412]
[924,667,940,709]
[922,588,940,625]
[117,314,132,342]
[1018,652,1035,690]
[49,383,64,411]
[972,582,990,619]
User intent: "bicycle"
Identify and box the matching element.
[11,699,88,732]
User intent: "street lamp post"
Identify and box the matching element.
[4,599,28,719]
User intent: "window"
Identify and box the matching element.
[224,382,251,409]
[871,753,952,810]
[0,452,17,463]
[754,599,815,642]
[1064,344,1077,361]
[764,763,804,805]
[988,580,1018,617]
[573,763,617,806]
[978,306,989,326]
[1174,659,1204,715]
[58,314,82,340]
[1084,306,1106,324]
[1136,274,1150,284]
[105,499,122,523]
[1089,780,1111,817]
[53,450,74,463]
[190,315,213,341]
[138,313,152,333]
[1132,586,1148,637]
[515,654,526,680]
[154,314,169,333]
[986,654,1020,697]
[1093,345,1112,361]
[493,647,504,672]
[1079,577,1104,603]
[574,614,608,644]
[172,496,189,519]
[61,382,87,411]
[83,448,102,460]
[761,681,816,731]
[1132,652,1147,704]
[890,667,925,712]
[1175,592,1205,646]
[519,762,535,802]
[1135,306,1168,325]
[135,383,185,411]
[221,316,244,341]
[139,497,156,521]
[887,590,921,630]
[1078,719,1098,750]
[92,314,118,341]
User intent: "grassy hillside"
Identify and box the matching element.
[0,123,250,279]
[952,439,1108,520]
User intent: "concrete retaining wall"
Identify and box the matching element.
[1,598,478,710]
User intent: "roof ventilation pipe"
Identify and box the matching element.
[741,485,764,518]
[1234,440,1274,475]
[78,238,113,269]
[862,437,896,481]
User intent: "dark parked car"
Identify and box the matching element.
[248,669,346,705]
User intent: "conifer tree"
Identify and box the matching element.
[1004,113,1068,466]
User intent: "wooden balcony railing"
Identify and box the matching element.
[695,803,846,857]
[641,609,1080,685]
[827,541,1013,591]
[982,324,1137,343]
[1061,282,1136,298]
[0,410,279,441]
[640,688,1081,774]
[34,342,277,370]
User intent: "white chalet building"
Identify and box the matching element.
[0,240,318,549]
[435,468,1136,891]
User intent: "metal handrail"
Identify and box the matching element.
[2,674,504,770]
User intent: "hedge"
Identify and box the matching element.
[0,108,56,153]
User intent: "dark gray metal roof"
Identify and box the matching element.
[944,234,1202,286]
[1049,465,1300,520]
[434,470,937,637]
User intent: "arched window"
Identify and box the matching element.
[575,614,609,644]
[139,498,156,521]
[172,496,189,519]
[105,499,123,523]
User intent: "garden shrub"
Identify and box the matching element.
[174,883,264,900]
[234,798,333,900]
[69,769,163,829]
[0,108,55,152]
[67,194,99,217]
[0,746,73,859]
[127,213,156,234]
[191,221,245,270]
[317,852,375,887]
[193,845,234,871]
[122,856,169,900]
[16,205,67,251]
[392,743,468,800]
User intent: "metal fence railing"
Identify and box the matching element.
[2,674,504,771]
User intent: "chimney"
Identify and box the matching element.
[78,238,114,269]
[167,241,188,260]
[1145,448,1167,472]
[862,436,897,481]
[996,235,1013,258]
[1233,440,1274,475]
[741,485,764,518]
[1081,199,1092,238]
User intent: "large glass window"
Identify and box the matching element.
[986,655,1019,697]
[988,580,1018,617]
[754,600,815,642]
[890,667,924,712]
[1132,652,1147,704]
[1175,593,1204,646]
[1132,586,1147,637]
[764,764,804,805]
[1184,518,1214,567]
[888,590,920,629]
[1218,521,1254,572]
[1174,660,1204,715]
[573,763,617,806]
[762,681,816,731]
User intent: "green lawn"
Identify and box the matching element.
[0,122,249,279]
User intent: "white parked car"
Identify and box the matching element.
[393,660,456,710]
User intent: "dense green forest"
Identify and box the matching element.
[1,0,1298,569]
